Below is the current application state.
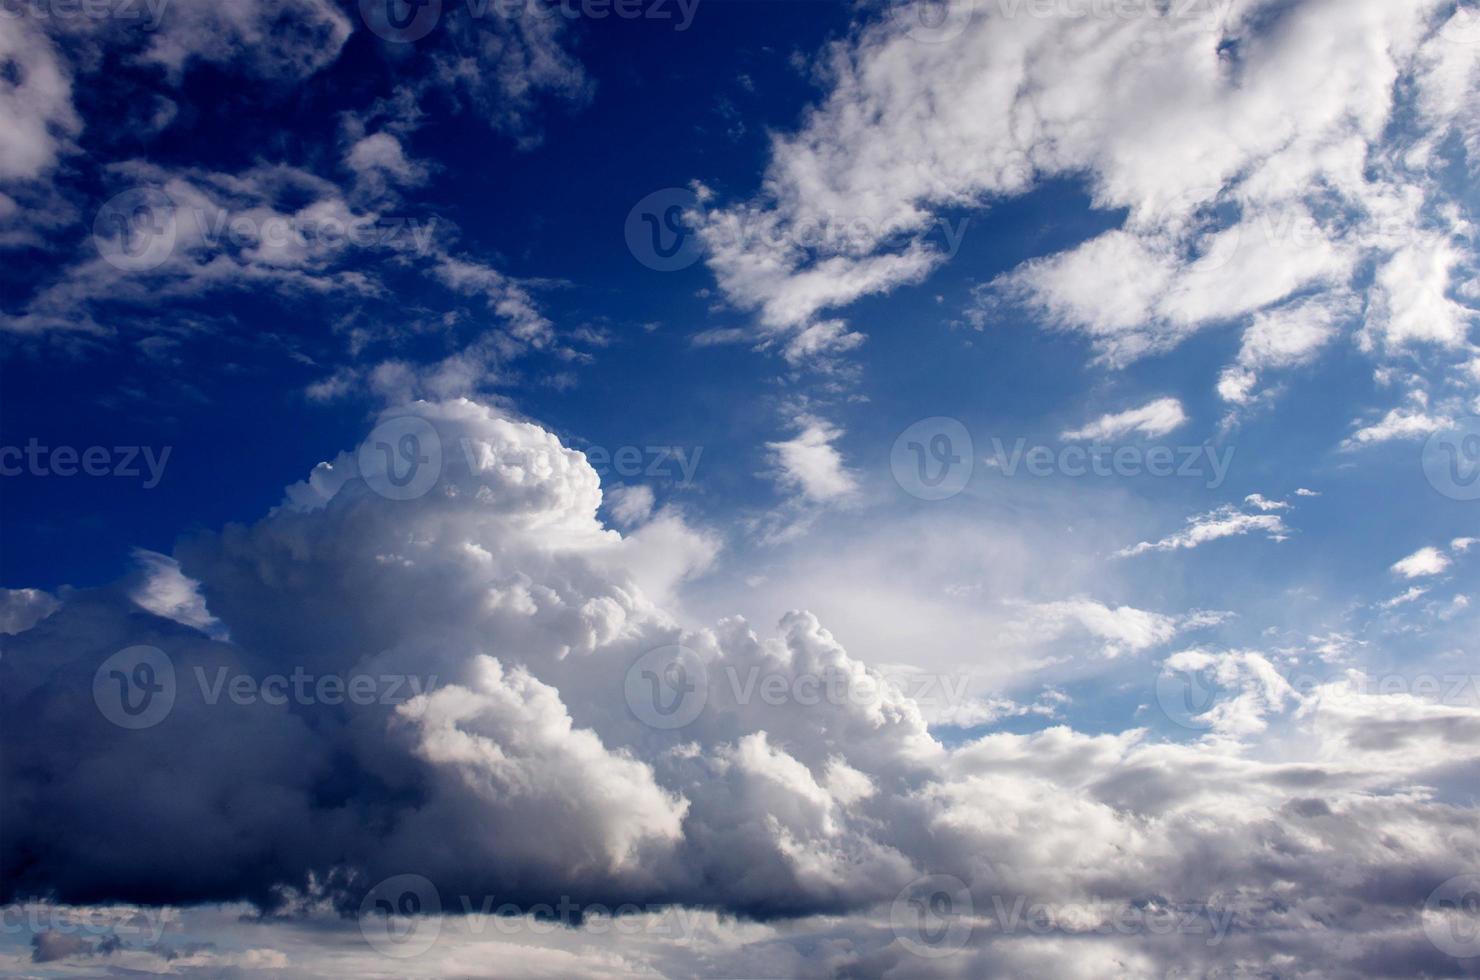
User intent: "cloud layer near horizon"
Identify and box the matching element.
[4,401,1480,976]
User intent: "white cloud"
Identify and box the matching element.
[1344,403,1453,447]
[1217,293,1355,406]
[126,549,224,637]
[606,484,656,527]
[766,417,858,503]
[140,0,352,81]
[1243,493,1289,512]
[344,132,429,194]
[1061,397,1187,441]
[0,587,60,635]
[1118,504,1289,557]
[1010,599,1183,658]
[1391,546,1452,579]
[5,399,1480,979]
[690,0,1477,398]
[0,20,79,182]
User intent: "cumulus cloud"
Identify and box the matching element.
[1060,397,1187,441]
[0,587,61,635]
[4,400,1480,977]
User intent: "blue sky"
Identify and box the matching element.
[3,0,1480,976]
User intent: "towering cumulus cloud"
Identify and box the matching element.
[4,401,1480,975]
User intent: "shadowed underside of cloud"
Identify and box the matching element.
[3,400,1480,976]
